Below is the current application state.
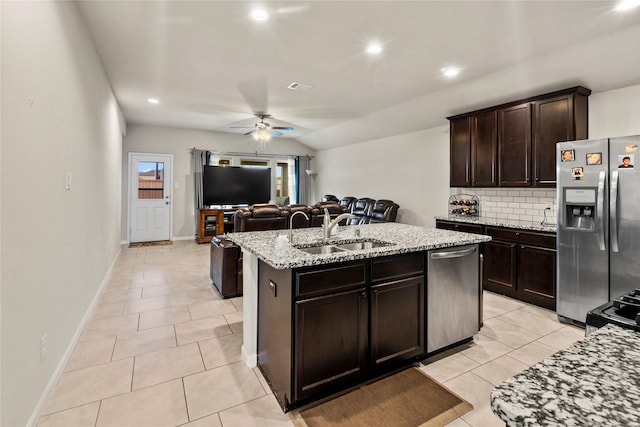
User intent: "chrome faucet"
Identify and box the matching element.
[322,208,356,240]
[289,211,309,244]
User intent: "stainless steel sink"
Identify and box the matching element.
[295,239,393,255]
[296,245,349,255]
[335,241,391,250]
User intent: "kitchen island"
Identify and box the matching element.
[491,324,640,426]
[227,222,490,410]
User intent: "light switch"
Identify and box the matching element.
[65,172,72,190]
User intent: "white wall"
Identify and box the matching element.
[122,125,315,240]
[1,3,124,426]
[315,126,451,227]
[314,84,640,228]
[589,84,640,139]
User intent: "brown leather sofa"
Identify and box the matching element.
[210,204,288,298]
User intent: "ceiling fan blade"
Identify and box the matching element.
[243,129,255,136]
[270,130,283,137]
[271,126,294,131]
[230,126,254,129]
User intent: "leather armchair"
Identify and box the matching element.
[367,199,399,223]
[234,203,289,232]
[345,198,374,225]
[321,194,339,203]
[339,196,357,212]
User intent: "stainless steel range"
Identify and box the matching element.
[586,289,640,335]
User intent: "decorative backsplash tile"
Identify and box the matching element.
[450,188,557,224]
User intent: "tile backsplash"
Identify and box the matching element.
[450,188,557,224]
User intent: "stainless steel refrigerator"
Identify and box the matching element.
[557,135,640,325]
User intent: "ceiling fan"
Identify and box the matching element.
[231,113,294,139]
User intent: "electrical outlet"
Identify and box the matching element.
[40,334,47,361]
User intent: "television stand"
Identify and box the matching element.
[196,207,242,243]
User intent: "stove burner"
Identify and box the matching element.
[586,288,640,332]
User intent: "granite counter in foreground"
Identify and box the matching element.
[225,222,491,269]
[435,215,557,233]
[491,324,640,427]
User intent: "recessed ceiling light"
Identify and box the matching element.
[614,0,640,11]
[147,98,159,104]
[366,43,383,54]
[250,8,269,21]
[441,67,460,78]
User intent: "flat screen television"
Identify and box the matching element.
[203,166,271,206]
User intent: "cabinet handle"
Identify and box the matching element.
[361,291,367,297]
[372,289,379,294]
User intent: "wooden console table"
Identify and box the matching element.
[196,209,224,244]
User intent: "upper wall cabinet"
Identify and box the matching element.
[448,86,590,188]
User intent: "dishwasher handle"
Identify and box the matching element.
[430,246,477,259]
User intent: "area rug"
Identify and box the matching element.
[128,240,173,248]
[289,368,472,427]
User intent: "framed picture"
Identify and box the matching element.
[561,149,575,162]
[572,167,584,180]
[586,152,602,165]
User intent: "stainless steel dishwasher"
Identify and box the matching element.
[427,244,480,353]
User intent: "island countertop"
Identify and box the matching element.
[490,324,640,427]
[225,222,491,269]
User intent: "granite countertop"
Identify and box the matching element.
[491,324,640,427]
[226,222,491,269]
[435,215,557,233]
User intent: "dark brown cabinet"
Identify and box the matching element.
[483,226,556,310]
[448,86,590,188]
[435,220,556,310]
[533,91,589,187]
[258,253,426,411]
[370,276,424,371]
[471,111,498,186]
[294,287,368,402]
[450,117,471,187]
[499,103,532,186]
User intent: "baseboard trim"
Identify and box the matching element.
[172,235,196,241]
[27,246,122,427]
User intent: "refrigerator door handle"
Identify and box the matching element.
[611,170,619,253]
[597,170,606,251]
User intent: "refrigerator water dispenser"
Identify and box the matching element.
[564,188,596,231]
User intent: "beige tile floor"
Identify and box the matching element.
[37,240,585,427]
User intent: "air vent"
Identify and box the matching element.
[287,82,313,91]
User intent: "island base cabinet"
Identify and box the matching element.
[294,289,368,402]
[257,263,293,410]
[370,277,424,370]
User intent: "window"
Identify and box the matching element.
[276,162,288,197]
[138,162,164,199]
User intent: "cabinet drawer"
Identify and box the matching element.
[436,220,483,234]
[371,253,425,283]
[296,262,367,299]
[485,226,555,249]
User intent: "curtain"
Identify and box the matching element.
[297,155,313,205]
[192,149,208,231]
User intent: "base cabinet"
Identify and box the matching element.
[436,219,556,310]
[294,288,368,402]
[258,253,426,411]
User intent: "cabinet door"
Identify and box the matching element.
[482,241,517,295]
[533,94,574,187]
[370,277,424,370]
[517,245,556,310]
[471,111,498,186]
[499,103,532,186]
[450,117,471,187]
[294,288,368,402]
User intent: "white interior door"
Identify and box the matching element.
[129,153,172,243]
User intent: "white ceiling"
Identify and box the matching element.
[77,1,640,151]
